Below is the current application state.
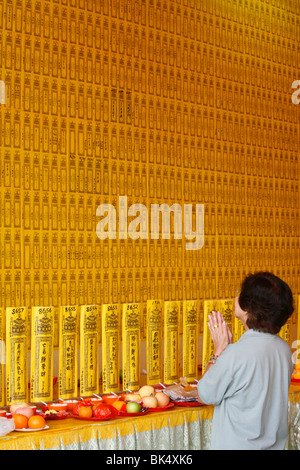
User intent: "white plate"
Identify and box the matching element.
[14,425,49,432]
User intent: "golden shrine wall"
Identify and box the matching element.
[0,0,300,339]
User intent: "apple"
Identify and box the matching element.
[13,406,34,419]
[10,402,30,415]
[126,401,141,413]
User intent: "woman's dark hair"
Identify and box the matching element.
[238,272,294,334]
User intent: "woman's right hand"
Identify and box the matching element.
[208,310,232,357]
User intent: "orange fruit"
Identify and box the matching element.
[13,413,29,429]
[112,400,126,411]
[78,405,93,418]
[73,402,85,416]
[28,415,46,429]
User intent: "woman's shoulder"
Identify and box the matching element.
[225,329,292,362]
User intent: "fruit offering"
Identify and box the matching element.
[44,410,59,417]
[28,415,47,429]
[78,406,93,418]
[142,396,158,408]
[123,384,171,410]
[138,385,170,409]
[13,414,29,430]
[124,393,142,402]
[126,402,141,413]
[112,400,127,412]
[94,405,114,419]
[13,413,46,430]
[72,402,86,416]
[96,384,174,414]
[10,402,34,419]
[139,385,155,398]
[72,402,116,420]
[43,409,69,420]
[155,392,170,407]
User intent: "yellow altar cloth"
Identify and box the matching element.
[0,404,214,451]
[1,384,300,450]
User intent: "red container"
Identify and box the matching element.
[62,400,80,412]
[87,398,103,405]
[47,403,68,412]
[102,393,126,405]
[29,405,37,415]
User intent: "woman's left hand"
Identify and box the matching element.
[208,310,233,357]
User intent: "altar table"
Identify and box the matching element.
[0,404,213,451]
[0,387,300,450]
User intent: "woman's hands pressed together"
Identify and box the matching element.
[208,310,233,357]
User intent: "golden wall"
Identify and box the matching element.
[0,0,300,338]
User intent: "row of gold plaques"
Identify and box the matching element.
[1,300,200,405]
[1,296,294,405]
